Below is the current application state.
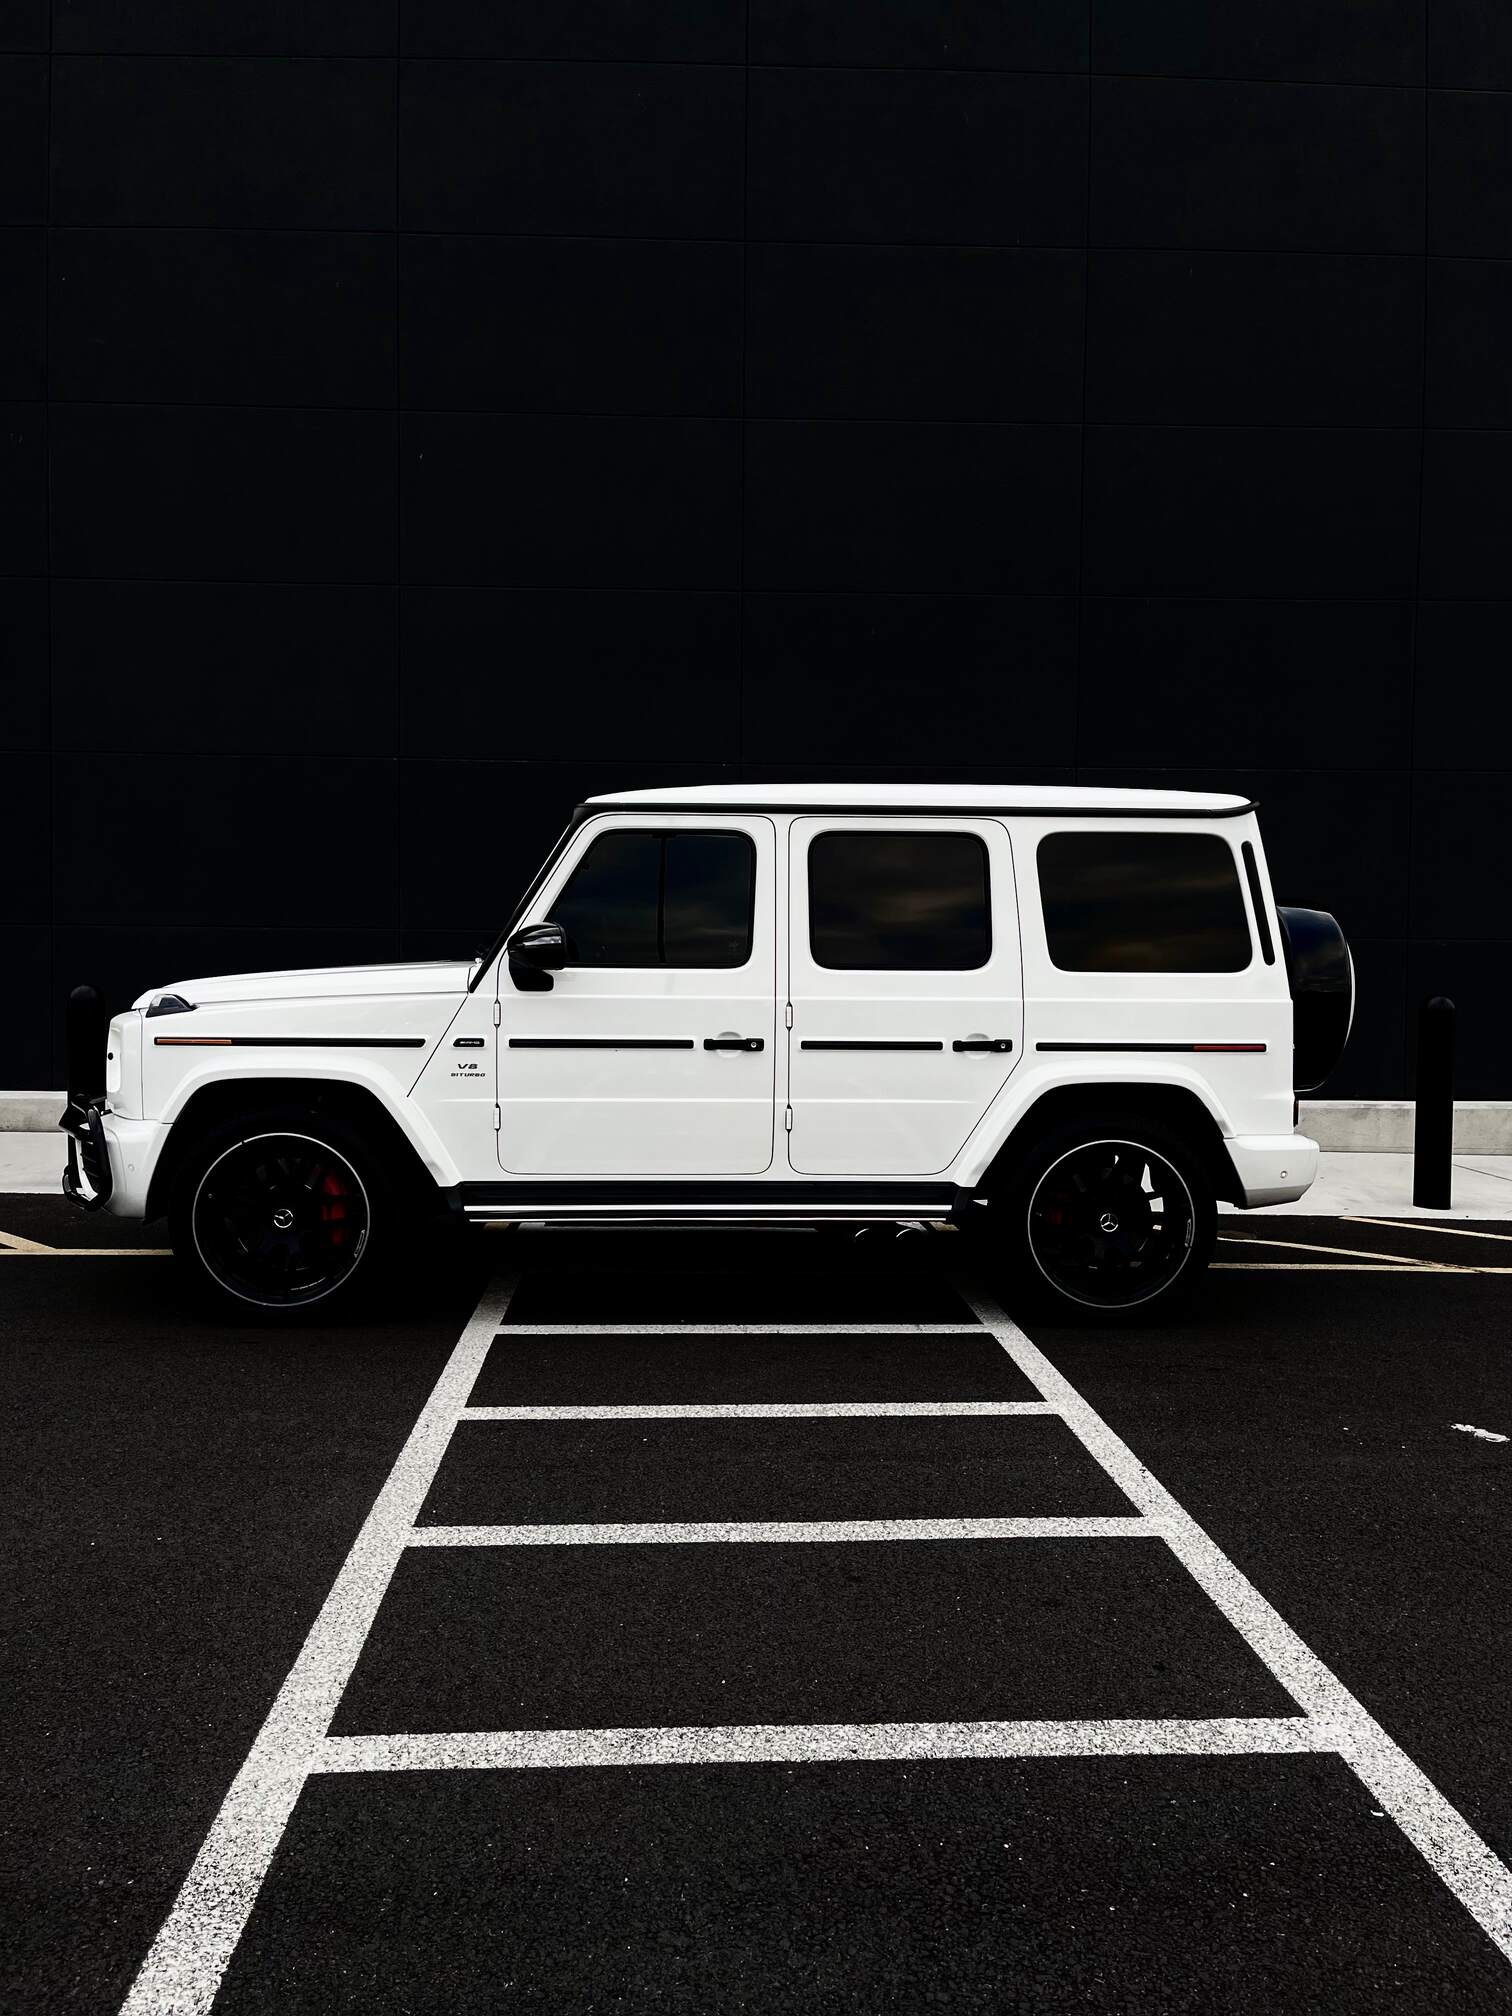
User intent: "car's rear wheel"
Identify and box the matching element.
[984,1112,1215,1324]
[170,1107,387,1317]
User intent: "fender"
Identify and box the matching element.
[153,1057,463,1189]
[953,1057,1236,1190]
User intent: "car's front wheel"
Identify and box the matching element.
[984,1112,1215,1323]
[170,1106,386,1317]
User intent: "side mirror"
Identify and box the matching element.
[506,922,571,992]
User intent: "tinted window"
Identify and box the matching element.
[1037,833,1251,972]
[663,833,755,966]
[549,830,661,965]
[550,830,754,968]
[809,831,990,970]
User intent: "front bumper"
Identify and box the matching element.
[1225,1132,1319,1208]
[61,1104,162,1219]
[60,1098,112,1209]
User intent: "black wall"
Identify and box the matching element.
[3,1,1510,1097]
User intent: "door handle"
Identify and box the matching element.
[952,1037,1013,1054]
[704,1035,764,1052]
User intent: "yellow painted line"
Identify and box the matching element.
[1214,1262,1426,1272]
[1218,1233,1433,1267]
[0,1227,56,1253]
[1215,1260,1512,1274]
[1350,1216,1512,1249]
[0,1246,172,1257]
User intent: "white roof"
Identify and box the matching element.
[583,783,1251,815]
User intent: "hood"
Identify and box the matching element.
[131,958,478,1011]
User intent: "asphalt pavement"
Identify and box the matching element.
[4,1206,1511,2013]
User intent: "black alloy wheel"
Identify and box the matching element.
[191,1131,371,1309]
[1026,1137,1197,1312]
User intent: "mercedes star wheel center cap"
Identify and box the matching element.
[272,1206,294,1231]
[1099,1211,1119,1233]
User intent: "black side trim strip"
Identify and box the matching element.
[581,799,1257,820]
[507,1037,694,1050]
[459,1179,960,1208]
[153,1035,425,1048]
[800,1039,944,1052]
[1036,1041,1267,1053]
[1241,841,1276,965]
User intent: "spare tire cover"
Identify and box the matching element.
[1277,907,1355,1092]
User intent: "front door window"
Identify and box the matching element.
[550,830,755,968]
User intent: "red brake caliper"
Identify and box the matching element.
[319,1169,350,1247]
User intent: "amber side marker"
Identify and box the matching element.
[154,1036,234,1046]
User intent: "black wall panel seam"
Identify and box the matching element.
[43,0,54,1076]
[1071,0,1093,770]
[34,227,1442,257]
[1405,38,1430,961]
[736,0,751,764]
[43,573,828,594]
[393,5,404,936]
[34,52,1498,95]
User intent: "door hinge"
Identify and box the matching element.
[492,999,502,1027]
[784,1001,793,1030]
[784,1103,793,1132]
[493,1103,501,1132]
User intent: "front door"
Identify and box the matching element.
[787,816,1022,1175]
[497,814,776,1175]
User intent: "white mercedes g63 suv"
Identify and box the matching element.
[61,784,1351,1322]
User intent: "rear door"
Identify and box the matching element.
[787,817,1021,1175]
[497,814,776,1175]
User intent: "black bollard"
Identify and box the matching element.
[65,983,107,1105]
[1412,996,1455,1209]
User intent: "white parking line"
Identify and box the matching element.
[495,1321,984,1334]
[958,1281,1512,1965]
[460,1400,1053,1420]
[120,1268,1512,2013]
[409,1515,1154,1547]
[319,1715,1330,1772]
[117,1276,521,2016]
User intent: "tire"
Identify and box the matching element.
[169,1103,390,1319]
[982,1111,1216,1325]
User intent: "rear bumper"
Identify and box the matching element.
[1225,1133,1319,1208]
[60,1104,161,1219]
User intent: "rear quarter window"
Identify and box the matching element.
[1037,832,1251,973]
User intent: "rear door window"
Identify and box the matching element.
[1036,832,1251,972]
[808,830,990,970]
